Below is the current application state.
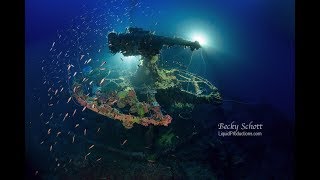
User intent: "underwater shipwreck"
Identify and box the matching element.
[52,27,229,178]
[72,27,222,129]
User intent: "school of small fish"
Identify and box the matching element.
[32,0,163,176]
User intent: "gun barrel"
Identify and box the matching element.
[108,28,201,56]
[159,36,201,51]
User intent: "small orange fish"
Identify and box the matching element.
[63,113,69,121]
[84,152,91,160]
[121,139,127,145]
[82,106,87,112]
[99,78,105,85]
[72,109,77,116]
[100,61,106,67]
[56,132,61,137]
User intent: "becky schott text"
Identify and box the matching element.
[218,121,263,131]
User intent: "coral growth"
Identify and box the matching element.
[73,84,172,129]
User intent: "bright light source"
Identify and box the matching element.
[179,20,218,49]
[191,33,207,46]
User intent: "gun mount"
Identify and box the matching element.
[108,27,201,57]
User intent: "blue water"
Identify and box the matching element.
[26,0,294,179]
